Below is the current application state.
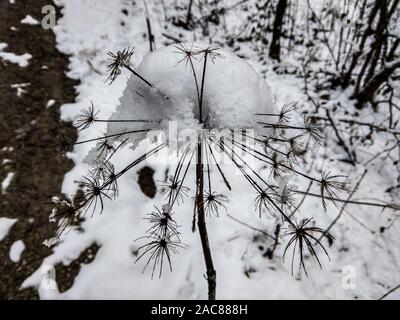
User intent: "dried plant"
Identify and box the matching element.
[49,43,363,300]
[134,231,185,279]
[281,218,333,276]
[75,101,99,130]
[203,191,228,217]
[107,47,135,84]
[144,205,180,238]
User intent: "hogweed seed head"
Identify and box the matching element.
[134,232,186,279]
[319,171,349,211]
[281,218,333,276]
[75,101,99,131]
[203,191,228,217]
[54,129,73,157]
[107,47,135,84]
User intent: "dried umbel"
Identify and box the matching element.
[107,47,135,84]
[75,101,99,130]
[134,232,185,279]
[51,43,353,299]
[281,218,334,276]
[203,191,228,217]
[144,205,180,238]
[54,128,73,157]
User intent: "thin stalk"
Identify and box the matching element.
[226,213,275,240]
[379,284,400,300]
[171,148,195,208]
[107,137,129,161]
[293,190,400,211]
[125,65,173,102]
[188,57,201,109]
[74,129,150,146]
[318,170,367,241]
[229,137,321,183]
[205,139,231,191]
[216,138,296,228]
[143,0,155,52]
[196,139,216,300]
[257,122,320,131]
[199,53,208,123]
[125,65,153,87]
[94,119,159,123]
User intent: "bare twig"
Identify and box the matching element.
[325,109,356,165]
[378,284,400,300]
[319,170,367,240]
[143,0,155,52]
[226,213,275,240]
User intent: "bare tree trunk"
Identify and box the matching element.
[364,2,388,81]
[353,2,386,96]
[342,1,383,87]
[344,0,399,90]
[355,59,400,105]
[196,140,216,300]
[186,0,194,27]
[352,0,400,104]
[269,0,288,61]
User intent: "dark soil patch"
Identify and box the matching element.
[137,166,156,198]
[0,0,92,299]
[54,243,100,293]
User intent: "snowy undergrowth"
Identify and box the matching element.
[23,0,400,299]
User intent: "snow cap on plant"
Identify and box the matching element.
[106,42,277,149]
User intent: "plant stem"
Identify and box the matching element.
[74,129,150,146]
[199,53,208,123]
[196,139,216,300]
[125,65,153,87]
[143,0,155,52]
[188,57,201,109]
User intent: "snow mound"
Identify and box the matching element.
[0,217,17,241]
[107,43,275,147]
[20,15,40,25]
[9,240,25,262]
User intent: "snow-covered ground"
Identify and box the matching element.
[22,0,400,299]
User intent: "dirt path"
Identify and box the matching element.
[0,1,78,299]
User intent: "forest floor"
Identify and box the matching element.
[0,1,156,299]
[0,1,79,299]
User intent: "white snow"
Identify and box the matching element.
[2,172,15,194]
[9,240,25,263]
[107,43,275,148]
[0,218,17,241]
[0,43,32,67]
[22,0,400,300]
[47,99,56,108]
[21,15,40,25]
[11,83,30,97]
